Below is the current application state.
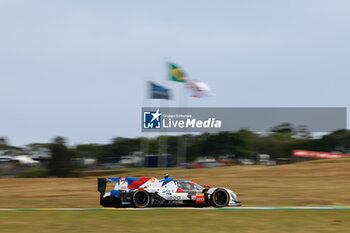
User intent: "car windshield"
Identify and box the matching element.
[176,181,204,192]
[194,184,204,192]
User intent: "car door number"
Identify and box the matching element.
[169,196,181,200]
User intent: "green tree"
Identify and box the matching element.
[76,143,103,158]
[48,137,76,177]
[270,123,294,135]
[0,137,8,145]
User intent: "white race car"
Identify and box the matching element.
[98,175,241,208]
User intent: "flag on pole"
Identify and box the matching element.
[149,82,172,99]
[168,63,186,82]
[185,78,214,98]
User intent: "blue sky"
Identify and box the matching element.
[1,0,349,146]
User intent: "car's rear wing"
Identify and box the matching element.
[97,177,120,194]
[97,178,107,195]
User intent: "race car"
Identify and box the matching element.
[98,175,241,208]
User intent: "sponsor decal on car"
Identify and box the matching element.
[195,193,205,203]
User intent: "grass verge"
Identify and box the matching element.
[0,210,349,233]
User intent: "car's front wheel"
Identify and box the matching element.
[211,189,229,208]
[132,190,151,208]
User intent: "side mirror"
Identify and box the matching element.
[204,185,211,189]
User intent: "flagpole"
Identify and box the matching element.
[161,58,169,157]
[158,74,162,157]
[168,61,188,166]
[141,77,150,157]
[157,59,167,167]
[176,67,189,165]
[179,80,188,165]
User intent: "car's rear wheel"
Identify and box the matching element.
[211,189,229,208]
[132,190,151,208]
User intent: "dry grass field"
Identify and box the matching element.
[1,210,350,233]
[0,158,350,208]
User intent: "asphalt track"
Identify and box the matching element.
[1,206,350,211]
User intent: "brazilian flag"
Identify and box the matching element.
[168,63,186,82]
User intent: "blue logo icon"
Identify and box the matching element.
[143,109,162,129]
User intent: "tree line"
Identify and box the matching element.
[2,123,350,177]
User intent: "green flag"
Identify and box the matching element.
[168,63,186,82]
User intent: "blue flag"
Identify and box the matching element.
[149,82,172,99]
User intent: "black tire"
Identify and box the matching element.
[211,189,229,208]
[132,190,151,208]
